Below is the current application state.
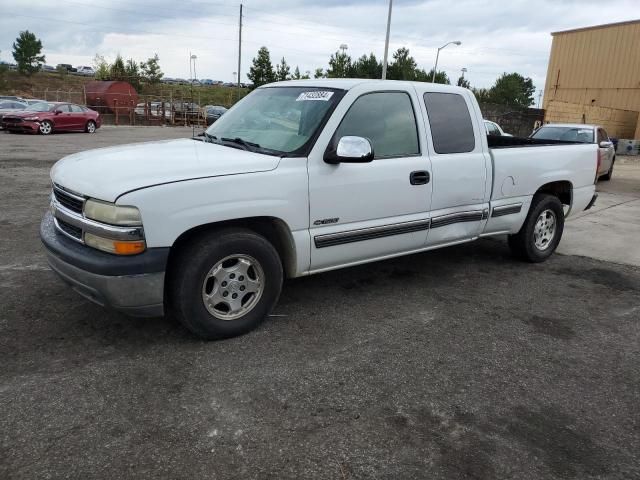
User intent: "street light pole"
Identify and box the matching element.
[431,40,461,83]
[381,0,393,80]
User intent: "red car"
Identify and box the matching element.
[2,101,101,135]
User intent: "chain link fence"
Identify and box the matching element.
[29,88,232,127]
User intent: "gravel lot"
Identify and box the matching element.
[1,127,639,479]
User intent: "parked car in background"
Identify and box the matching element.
[2,102,101,135]
[222,82,235,87]
[201,79,214,86]
[484,120,512,136]
[24,99,47,105]
[204,105,227,125]
[42,65,56,72]
[530,123,615,180]
[190,79,202,86]
[0,100,27,128]
[0,95,23,101]
[56,64,77,73]
[175,78,188,85]
[161,77,176,84]
[76,66,95,76]
[134,101,172,119]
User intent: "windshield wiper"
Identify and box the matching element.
[221,137,262,152]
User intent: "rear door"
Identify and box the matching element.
[308,86,433,272]
[418,90,490,246]
[69,104,86,129]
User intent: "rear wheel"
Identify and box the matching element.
[168,228,283,340]
[508,194,564,263]
[39,120,53,135]
[85,120,96,133]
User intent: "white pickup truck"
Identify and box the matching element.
[42,80,598,339]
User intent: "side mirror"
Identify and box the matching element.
[324,136,374,165]
[599,141,612,148]
[54,109,63,115]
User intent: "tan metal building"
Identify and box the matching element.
[542,19,640,138]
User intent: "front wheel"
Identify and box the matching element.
[39,120,53,135]
[85,120,96,133]
[168,228,283,340]
[508,194,565,263]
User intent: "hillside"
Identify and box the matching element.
[0,70,249,107]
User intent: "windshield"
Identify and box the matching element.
[531,126,594,143]
[25,102,55,112]
[205,86,344,155]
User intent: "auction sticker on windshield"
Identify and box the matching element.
[296,91,334,101]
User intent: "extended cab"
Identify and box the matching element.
[41,80,598,339]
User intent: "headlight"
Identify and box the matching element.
[84,199,142,226]
[24,116,40,121]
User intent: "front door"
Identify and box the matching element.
[53,104,72,129]
[417,90,490,246]
[308,87,433,272]
[596,128,614,175]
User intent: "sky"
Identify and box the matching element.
[1,0,637,97]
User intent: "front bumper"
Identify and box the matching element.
[41,211,169,317]
[3,120,39,132]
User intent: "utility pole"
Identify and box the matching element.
[237,3,243,99]
[537,89,543,109]
[381,0,393,80]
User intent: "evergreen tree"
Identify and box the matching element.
[12,30,45,75]
[313,67,325,79]
[352,53,381,79]
[247,47,276,87]
[422,68,451,84]
[109,54,127,81]
[486,72,535,107]
[292,66,301,80]
[456,75,471,88]
[125,58,141,89]
[327,50,351,78]
[387,47,416,80]
[275,57,290,81]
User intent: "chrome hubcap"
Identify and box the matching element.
[40,122,51,134]
[533,209,556,251]
[201,254,264,321]
[88,122,95,132]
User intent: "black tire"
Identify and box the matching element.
[38,120,53,135]
[508,194,564,263]
[600,158,614,181]
[86,120,96,133]
[168,228,283,340]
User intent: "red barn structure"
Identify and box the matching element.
[85,81,138,116]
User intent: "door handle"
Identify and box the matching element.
[410,170,430,185]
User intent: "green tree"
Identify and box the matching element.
[0,51,8,90]
[140,53,163,84]
[125,58,141,89]
[327,50,351,78]
[486,72,535,107]
[472,87,491,103]
[12,30,45,75]
[352,53,381,79]
[457,75,471,88]
[109,54,127,81]
[247,46,276,87]
[421,68,450,84]
[300,70,311,79]
[275,57,290,81]
[387,47,416,80]
[313,67,325,79]
[93,54,110,80]
[292,66,301,80]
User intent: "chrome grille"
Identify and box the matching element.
[53,186,84,214]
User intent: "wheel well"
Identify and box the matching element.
[536,181,572,206]
[167,217,297,279]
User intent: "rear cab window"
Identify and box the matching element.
[423,92,476,154]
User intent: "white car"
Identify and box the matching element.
[484,119,512,136]
[42,80,598,339]
[76,66,95,76]
[531,123,615,180]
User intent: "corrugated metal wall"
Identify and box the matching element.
[542,20,640,137]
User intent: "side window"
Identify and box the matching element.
[56,104,71,112]
[334,92,419,158]
[424,92,475,154]
[597,129,609,143]
[70,105,84,113]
